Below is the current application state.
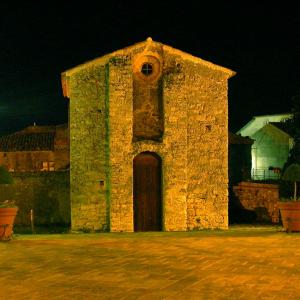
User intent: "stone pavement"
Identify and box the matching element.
[1,226,300,300]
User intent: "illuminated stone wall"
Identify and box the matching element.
[63,38,234,231]
[68,65,108,231]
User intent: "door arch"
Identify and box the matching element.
[133,152,162,231]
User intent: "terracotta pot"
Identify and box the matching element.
[278,202,300,232]
[0,207,18,241]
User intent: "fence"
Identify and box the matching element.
[251,168,281,181]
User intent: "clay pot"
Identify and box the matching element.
[0,207,18,241]
[278,202,300,232]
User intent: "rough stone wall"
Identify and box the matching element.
[69,65,108,231]
[108,47,189,232]
[162,54,229,230]
[160,60,188,231]
[66,40,232,232]
[108,57,134,232]
[233,181,280,223]
[0,171,70,226]
[133,73,163,140]
[132,48,228,231]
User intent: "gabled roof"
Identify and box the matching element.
[237,113,292,137]
[268,122,293,137]
[61,37,236,97]
[252,122,293,145]
[0,124,66,152]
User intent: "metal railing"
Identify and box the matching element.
[251,168,281,181]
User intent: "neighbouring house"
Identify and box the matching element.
[228,131,254,185]
[237,113,293,180]
[0,123,69,172]
[0,123,70,228]
[61,37,235,232]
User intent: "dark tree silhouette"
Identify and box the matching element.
[285,95,300,166]
[280,95,300,199]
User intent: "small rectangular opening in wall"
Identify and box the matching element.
[99,180,105,187]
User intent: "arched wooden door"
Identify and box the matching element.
[133,152,162,231]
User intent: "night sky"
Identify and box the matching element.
[1,1,299,135]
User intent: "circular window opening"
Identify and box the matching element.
[141,63,153,76]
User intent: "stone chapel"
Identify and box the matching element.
[61,38,235,232]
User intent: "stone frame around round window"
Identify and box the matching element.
[133,54,161,82]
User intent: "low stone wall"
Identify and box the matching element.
[233,181,280,223]
[0,171,70,226]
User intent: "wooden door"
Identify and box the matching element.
[133,152,162,231]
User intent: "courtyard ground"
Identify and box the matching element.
[1,225,300,300]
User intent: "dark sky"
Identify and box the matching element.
[1,1,299,135]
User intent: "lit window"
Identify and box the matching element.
[41,162,55,171]
[41,162,49,171]
[49,162,55,171]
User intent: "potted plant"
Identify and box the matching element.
[278,163,300,232]
[0,165,18,241]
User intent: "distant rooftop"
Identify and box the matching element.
[0,124,67,152]
[237,113,292,137]
[269,122,293,136]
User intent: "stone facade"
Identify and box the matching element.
[62,38,235,232]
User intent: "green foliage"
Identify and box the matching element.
[284,95,300,166]
[280,95,300,200]
[281,163,300,201]
[0,165,13,184]
[282,163,300,182]
[0,166,16,208]
[0,199,17,208]
[279,179,294,199]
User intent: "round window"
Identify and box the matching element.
[133,54,161,81]
[141,63,153,76]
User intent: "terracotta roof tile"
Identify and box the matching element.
[0,131,55,151]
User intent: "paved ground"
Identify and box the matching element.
[1,226,300,300]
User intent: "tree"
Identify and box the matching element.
[285,95,300,165]
[280,95,300,199]
[0,165,13,184]
[282,163,300,200]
